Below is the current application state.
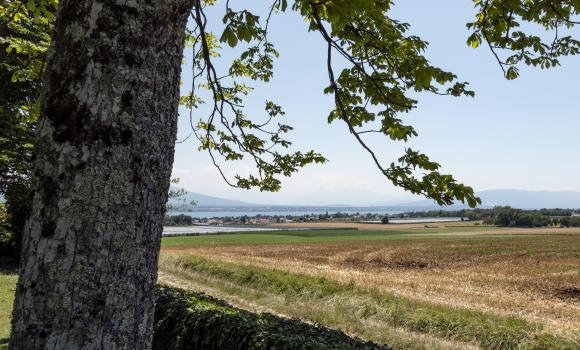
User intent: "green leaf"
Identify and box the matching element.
[220,27,238,48]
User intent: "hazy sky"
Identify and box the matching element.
[172,1,580,206]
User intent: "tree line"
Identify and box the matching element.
[164,214,194,226]
[480,207,580,227]
[163,207,580,228]
[398,207,580,228]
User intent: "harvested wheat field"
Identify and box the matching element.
[159,227,580,350]
[273,221,580,234]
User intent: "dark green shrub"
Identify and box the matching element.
[0,203,12,254]
[152,286,391,350]
[0,183,32,259]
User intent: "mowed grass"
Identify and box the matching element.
[160,230,421,247]
[160,228,580,350]
[0,259,18,349]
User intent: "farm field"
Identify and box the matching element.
[159,224,521,248]
[272,221,580,234]
[0,225,578,349]
[159,225,580,350]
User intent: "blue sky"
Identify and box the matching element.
[172,1,580,206]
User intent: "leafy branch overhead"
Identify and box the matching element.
[182,0,327,193]
[301,0,479,207]
[468,0,580,79]
[184,0,482,206]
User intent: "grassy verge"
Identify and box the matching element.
[0,259,17,350]
[159,254,579,350]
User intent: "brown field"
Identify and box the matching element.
[161,230,580,344]
[272,221,580,234]
[271,221,479,230]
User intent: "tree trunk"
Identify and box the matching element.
[10,1,193,348]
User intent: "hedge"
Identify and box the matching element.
[152,286,392,350]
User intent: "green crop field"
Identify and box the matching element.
[162,231,440,247]
[160,226,507,248]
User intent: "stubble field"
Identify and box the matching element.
[159,225,580,349]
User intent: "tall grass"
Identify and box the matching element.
[153,286,391,350]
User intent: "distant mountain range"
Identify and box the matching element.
[168,189,580,211]
[472,189,580,209]
[169,191,260,208]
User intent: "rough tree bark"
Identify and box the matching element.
[10,0,194,348]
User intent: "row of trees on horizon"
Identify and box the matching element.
[163,206,580,228]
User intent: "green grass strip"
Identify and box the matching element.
[160,228,498,248]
